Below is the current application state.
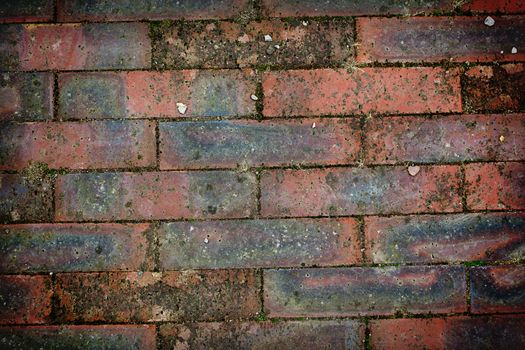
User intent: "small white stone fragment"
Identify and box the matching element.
[274,44,280,49]
[250,94,259,101]
[302,21,308,26]
[264,34,273,42]
[484,16,495,27]
[501,50,504,54]
[511,47,518,54]
[312,122,316,128]
[176,102,187,114]
[204,237,209,244]
[408,165,421,176]
[499,135,505,142]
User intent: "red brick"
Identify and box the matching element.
[0,120,156,170]
[470,265,525,314]
[0,173,53,223]
[0,325,156,349]
[463,64,525,112]
[264,266,466,317]
[462,0,525,13]
[370,315,525,350]
[0,223,154,273]
[55,171,257,221]
[357,16,525,63]
[152,19,354,69]
[0,23,150,70]
[58,70,256,119]
[55,270,260,323]
[260,166,462,217]
[262,0,452,17]
[465,162,525,210]
[0,1,53,23]
[0,275,52,324]
[57,0,252,21]
[159,118,361,170]
[0,72,53,121]
[158,218,360,269]
[365,114,525,164]
[262,68,461,117]
[159,320,364,350]
[365,213,525,264]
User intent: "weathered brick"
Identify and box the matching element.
[55,171,257,221]
[57,0,252,21]
[470,265,525,314]
[463,64,525,112]
[0,223,154,273]
[58,70,256,119]
[260,166,462,217]
[159,320,364,350]
[0,72,53,121]
[262,0,453,17]
[55,270,260,323]
[0,0,53,23]
[0,173,53,223]
[159,118,360,170]
[158,218,360,269]
[462,0,525,13]
[370,315,525,350]
[152,19,353,69]
[262,68,461,117]
[264,266,466,317]
[0,23,150,70]
[0,275,52,324]
[465,162,525,210]
[365,114,525,164]
[365,213,525,264]
[0,325,156,349]
[0,120,156,170]
[357,16,525,63]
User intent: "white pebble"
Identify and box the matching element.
[250,94,258,101]
[264,34,273,42]
[204,237,209,244]
[408,165,420,176]
[302,21,308,26]
[176,102,187,114]
[484,16,495,27]
[511,47,518,54]
[312,122,316,128]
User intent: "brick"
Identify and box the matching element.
[470,265,525,314]
[370,315,525,350]
[264,266,466,317]
[57,0,252,21]
[159,118,361,170]
[357,16,525,63]
[0,23,150,70]
[365,213,525,264]
[159,320,364,350]
[365,114,525,164]
[0,72,53,121]
[0,325,156,349]
[0,120,156,170]
[465,162,525,210]
[0,0,53,23]
[152,19,353,69]
[262,0,452,17]
[0,223,154,273]
[0,173,52,223]
[0,275,52,324]
[158,218,360,269]
[55,270,260,323]
[462,0,525,13]
[58,70,256,119]
[262,68,461,117]
[55,171,257,221]
[463,64,525,112]
[260,166,462,217]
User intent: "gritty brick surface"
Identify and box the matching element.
[462,0,525,13]
[0,0,53,23]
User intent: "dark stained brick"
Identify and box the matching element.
[470,265,525,314]
[152,19,353,69]
[55,171,257,221]
[263,68,461,117]
[0,325,156,349]
[0,0,53,23]
[159,118,361,170]
[158,218,360,269]
[0,224,155,273]
[159,320,364,350]
[357,16,525,63]
[0,72,53,121]
[462,0,525,13]
[365,114,525,164]
[264,266,467,317]
[55,270,260,323]
[260,166,462,217]
[463,64,525,113]
[365,213,525,264]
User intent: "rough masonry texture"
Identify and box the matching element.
[0,0,524,348]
